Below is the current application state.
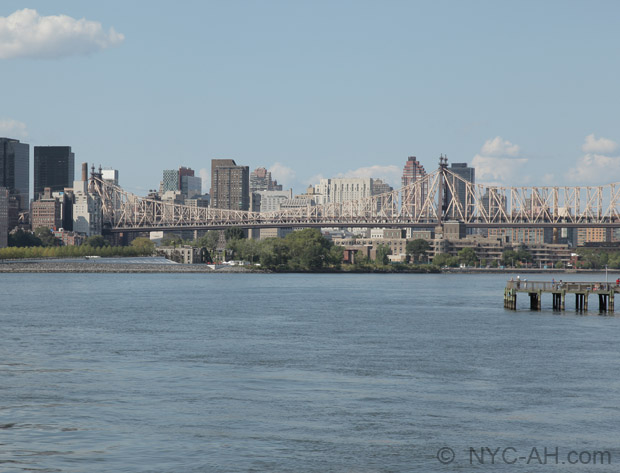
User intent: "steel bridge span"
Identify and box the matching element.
[91,160,620,234]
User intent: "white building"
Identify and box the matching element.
[314,178,374,204]
[73,179,102,236]
[102,169,119,186]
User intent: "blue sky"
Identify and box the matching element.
[1,1,620,195]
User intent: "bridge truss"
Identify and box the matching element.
[91,161,620,233]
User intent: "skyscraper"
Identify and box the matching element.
[211,159,249,210]
[401,156,426,187]
[34,146,75,199]
[162,167,201,198]
[401,156,427,217]
[250,167,282,192]
[448,162,475,217]
[0,137,29,211]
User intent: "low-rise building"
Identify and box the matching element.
[157,245,203,264]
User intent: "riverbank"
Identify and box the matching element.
[0,260,254,273]
[0,259,616,274]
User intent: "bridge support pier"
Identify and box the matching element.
[529,292,540,311]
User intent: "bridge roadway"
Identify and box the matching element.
[103,220,620,234]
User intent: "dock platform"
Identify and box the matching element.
[504,280,620,312]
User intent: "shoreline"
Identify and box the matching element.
[0,259,617,274]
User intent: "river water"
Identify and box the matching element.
[1,272,620,472]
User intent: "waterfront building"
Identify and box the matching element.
[250,167,282,192]
[487,227,552,245]
[0,137,29,211]
[52,229,83,246]
[211,159,250,210]
[577,227,609,246]
[0,187,8,248]
[33,146,75,200]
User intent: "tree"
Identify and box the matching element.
[375,243,392,266]
[160,234,183,247]
[283,228,336,271]
[433,252,458,267]
[225,227,245,241]
[83,235,109,248]
[457,247,478,267]
[195,231,220,262]
[34,227,61,247]
[8,229,42,247]
[259,237,290,269]
[130,237,155,255]
[501,249,518,267]
[406,239,430,263]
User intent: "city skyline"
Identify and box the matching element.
[2,2,620,195]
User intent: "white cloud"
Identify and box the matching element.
[269,162,296,187]
[305,173,324,186]
[337,164,401,187]
[566,153,620,184]
[471,154,529,186]
[581,133,618,154]
[471,136,528,185]
[480,136,520,157]
[0,119,27,138]
[198,168,209,193]
[0,8,124,59]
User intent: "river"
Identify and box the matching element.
[1,272,619,472]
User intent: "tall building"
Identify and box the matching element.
[33,146,75,200]
[250,167,282,192]
[162,167,201,198]
[402,156,426,187]
[448,163,475,217]
[211,159,250,210]
[401,156,428,217]
[0,187,8,248]
[0,137,29,211]
[73,163,102,236]
[181,175,202,198]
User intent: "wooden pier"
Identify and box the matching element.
[504,280,620,312]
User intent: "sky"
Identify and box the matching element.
[1,0,620,195]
